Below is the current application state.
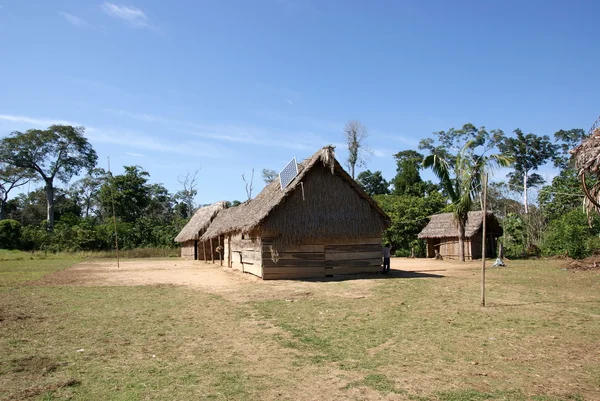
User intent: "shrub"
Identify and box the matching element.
[0,219,22,249]
[542,209,600,259]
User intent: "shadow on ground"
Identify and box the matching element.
[299,269,445,282]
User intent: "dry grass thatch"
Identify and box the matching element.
[572,127,600,215]
[417,211,502,239]
[572,127,600,176]
[174,201,227,243]
[200,146,390,249]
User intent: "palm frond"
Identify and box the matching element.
[423,153,457,200]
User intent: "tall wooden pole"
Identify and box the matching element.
[481,173,488,307]
[203,241,206,261]
[210,238,214,263]
[107,157,120,268]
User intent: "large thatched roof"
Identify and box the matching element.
[418,211,502,239]
[571,127,600,215]
[174,201,227,242]
[572,127,600,176]
[200,146,390,244]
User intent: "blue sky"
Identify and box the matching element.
[1,0,599,205]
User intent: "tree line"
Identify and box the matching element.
[0,126,196,252]
[1,122,598,260]
[351,123,598,260]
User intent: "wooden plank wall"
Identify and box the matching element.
[438,237,474,260]
[261,237,382,280]
[228,233,262,277]
[198,238,221,261]
[180,241,195,260]
[324,237,382,276]
[262,241,325,280]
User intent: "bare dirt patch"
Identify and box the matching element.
[31,257,477,302]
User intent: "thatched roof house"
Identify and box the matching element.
[418,211,503,260]
[572,127,600,215]
[199,146,391,279]
[175,201,227,260]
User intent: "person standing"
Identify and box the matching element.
[382,243,392,274]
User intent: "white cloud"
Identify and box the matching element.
[284,98,294,105]
[372,148,386,158]
[125,152,144,157]
[85,126,224,158]
[60,12,93,28]
[104,108,321,151]
[100,2,150,28]
[0,114,78,127]
[0,113,222,158]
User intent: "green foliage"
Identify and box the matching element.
[391,150,431,196]
[99,166,151,223]
[356,170,389,196]
[501,213,527,258]
[0,125,98,229]
[0,219,22,249]
[497,129,556,190]
[539,169,585,221]
[553,128,586,169]
[261,168,278,184]
[374,192,446,257]
[421,123,510,260]
[542,209,600,259]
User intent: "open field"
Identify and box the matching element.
[1,255,599,400]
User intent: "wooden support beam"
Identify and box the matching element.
[219,236,223,266]
[228,234,232,268]
[210,238,214,263]
[203,241,206,261]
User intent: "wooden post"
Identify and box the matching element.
[210,238,214,263]
[228,234,232,267]
[218,236,223,266]
[203,241,206,261]
[481,173,488,307]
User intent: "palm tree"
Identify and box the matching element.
[424,141,511,261]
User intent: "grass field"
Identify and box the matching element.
[0,253,599,400]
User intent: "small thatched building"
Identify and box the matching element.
[175,201,227,260]
[418,211,503,260]
[199,146,391,279]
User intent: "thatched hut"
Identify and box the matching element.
[174,201,227,260]
[418,211,503,260]
[199,146,391,279]
[572,127,600,215]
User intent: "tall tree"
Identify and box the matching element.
[421,124,510,261]
[242,169,254,200]
[391,150,427,196]
[262,168,278,184]
[71,167,106,219]
[0,125,97,230]
[99,165,150,223]
[343,120,371,179]
[0,163,34,220]
[496,129,556,213]
[176,169,200,217]
[553,128,586,170]
[356,170,389,196]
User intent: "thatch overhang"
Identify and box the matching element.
[174,201,227,243]
[571,127,600,215]
[417,211,502,239]
[572,127,600,176]
[200,146,391,242]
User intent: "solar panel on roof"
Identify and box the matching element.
[279,157,298,190]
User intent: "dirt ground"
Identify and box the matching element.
[34,257,485,301]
